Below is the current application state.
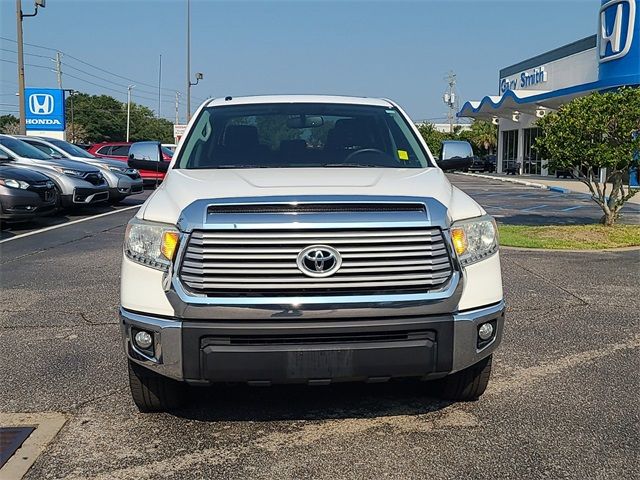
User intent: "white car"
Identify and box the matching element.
[120,95,504,412]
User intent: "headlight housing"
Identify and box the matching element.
[124,217,180,271]
[450,215,498,266]
[0,178,30,189]
[108,165,127,173]
[53,167,85,178]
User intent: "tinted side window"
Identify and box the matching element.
[96,146,112,155]
[110,146,130,156]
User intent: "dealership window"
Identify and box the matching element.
[523,128,542,175]
[501,130,518,171]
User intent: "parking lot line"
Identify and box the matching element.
[520,204,549,212]
[0,205,140,245]
[561,205,584,212]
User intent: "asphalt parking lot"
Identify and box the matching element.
[450,174,640,225]
[1,177,639,479]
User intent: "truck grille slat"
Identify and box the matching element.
[179,226,454,296]
[188,235,442,245]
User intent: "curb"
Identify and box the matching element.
[458,172,572,194]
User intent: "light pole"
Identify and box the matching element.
[126,84,135,142]
[16,0,46,135]
[186,0,204,121]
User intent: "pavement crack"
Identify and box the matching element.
[68,386,128,413]
[1,223,127,265]
[510,258,590,306]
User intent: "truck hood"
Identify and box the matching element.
[140,168,484,227]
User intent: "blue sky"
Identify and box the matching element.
[1,0,600,123]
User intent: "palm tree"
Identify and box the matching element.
[468,120,498,154]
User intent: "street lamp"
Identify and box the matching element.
[126,85,135,142]
[185,0,204,121]
[15,0,46,135]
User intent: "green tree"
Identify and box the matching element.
[65,93,174,143]
[535,88,640,226]
[417,122,448,157]
[0,114,19,134]
[466,120,497,155]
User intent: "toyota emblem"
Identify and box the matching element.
[296,245,342,278]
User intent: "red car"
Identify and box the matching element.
[87,142,173,185]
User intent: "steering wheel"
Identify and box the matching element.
[344,148,387,163]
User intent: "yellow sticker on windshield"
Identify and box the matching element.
[398,150,409,160]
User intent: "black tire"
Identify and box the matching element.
[128,360,185,412]
[436,355,492,401]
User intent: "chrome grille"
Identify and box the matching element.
[179,227,454,296]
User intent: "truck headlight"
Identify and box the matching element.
[124,217,180,271]
[450,215,498,266]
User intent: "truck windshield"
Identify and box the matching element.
[176,103,432,169]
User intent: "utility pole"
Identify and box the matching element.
[55,51,62,88]
[16,0,45,135]
[157,54,162,118]
[443,71,458,134]
[126,85,135,142]
[174,91,180,125]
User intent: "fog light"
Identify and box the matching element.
[134,330,153,349]
[478,322,494,341]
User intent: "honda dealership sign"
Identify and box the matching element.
[598,0,639,84]
[25,88,65,131]
[599,0,636,62]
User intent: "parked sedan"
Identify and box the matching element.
[0,135,109,208]
[0,164,57,222]
[19,136,143,204]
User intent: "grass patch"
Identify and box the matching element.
[498,224,640,250]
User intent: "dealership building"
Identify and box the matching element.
[459,0,640,176]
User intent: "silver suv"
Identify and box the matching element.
[0,135,109,207]
[18,136,143,204]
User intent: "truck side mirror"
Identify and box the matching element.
[129,141,162,163]
[438,141,474,172]
[128,141,169,173]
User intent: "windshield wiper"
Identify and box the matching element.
[214,164,271,169]
[321,163,383,168]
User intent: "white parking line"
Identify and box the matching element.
[0,205,140,244]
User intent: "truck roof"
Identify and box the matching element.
[205,95,395,108]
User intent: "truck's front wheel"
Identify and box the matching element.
[436,355,492,401]
[128,360,185,412]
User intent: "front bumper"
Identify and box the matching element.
[120,300,505,384]
[60,186,109,207]
[110,176,144,199]
[0,188,57,220]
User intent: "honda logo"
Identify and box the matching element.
[599,0,636,62]
[28,93,55,115]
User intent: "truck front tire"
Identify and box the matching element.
[436,355,492,401]
[128,360,185,412]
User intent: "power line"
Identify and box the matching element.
[1,36,186,96]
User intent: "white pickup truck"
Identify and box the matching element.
[120,95,504,412]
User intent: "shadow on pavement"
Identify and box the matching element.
[172,380,452,422]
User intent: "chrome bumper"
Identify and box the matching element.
[120,300,505,382]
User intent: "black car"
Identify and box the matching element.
[469,155,497,173]
[0,165,57,222]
